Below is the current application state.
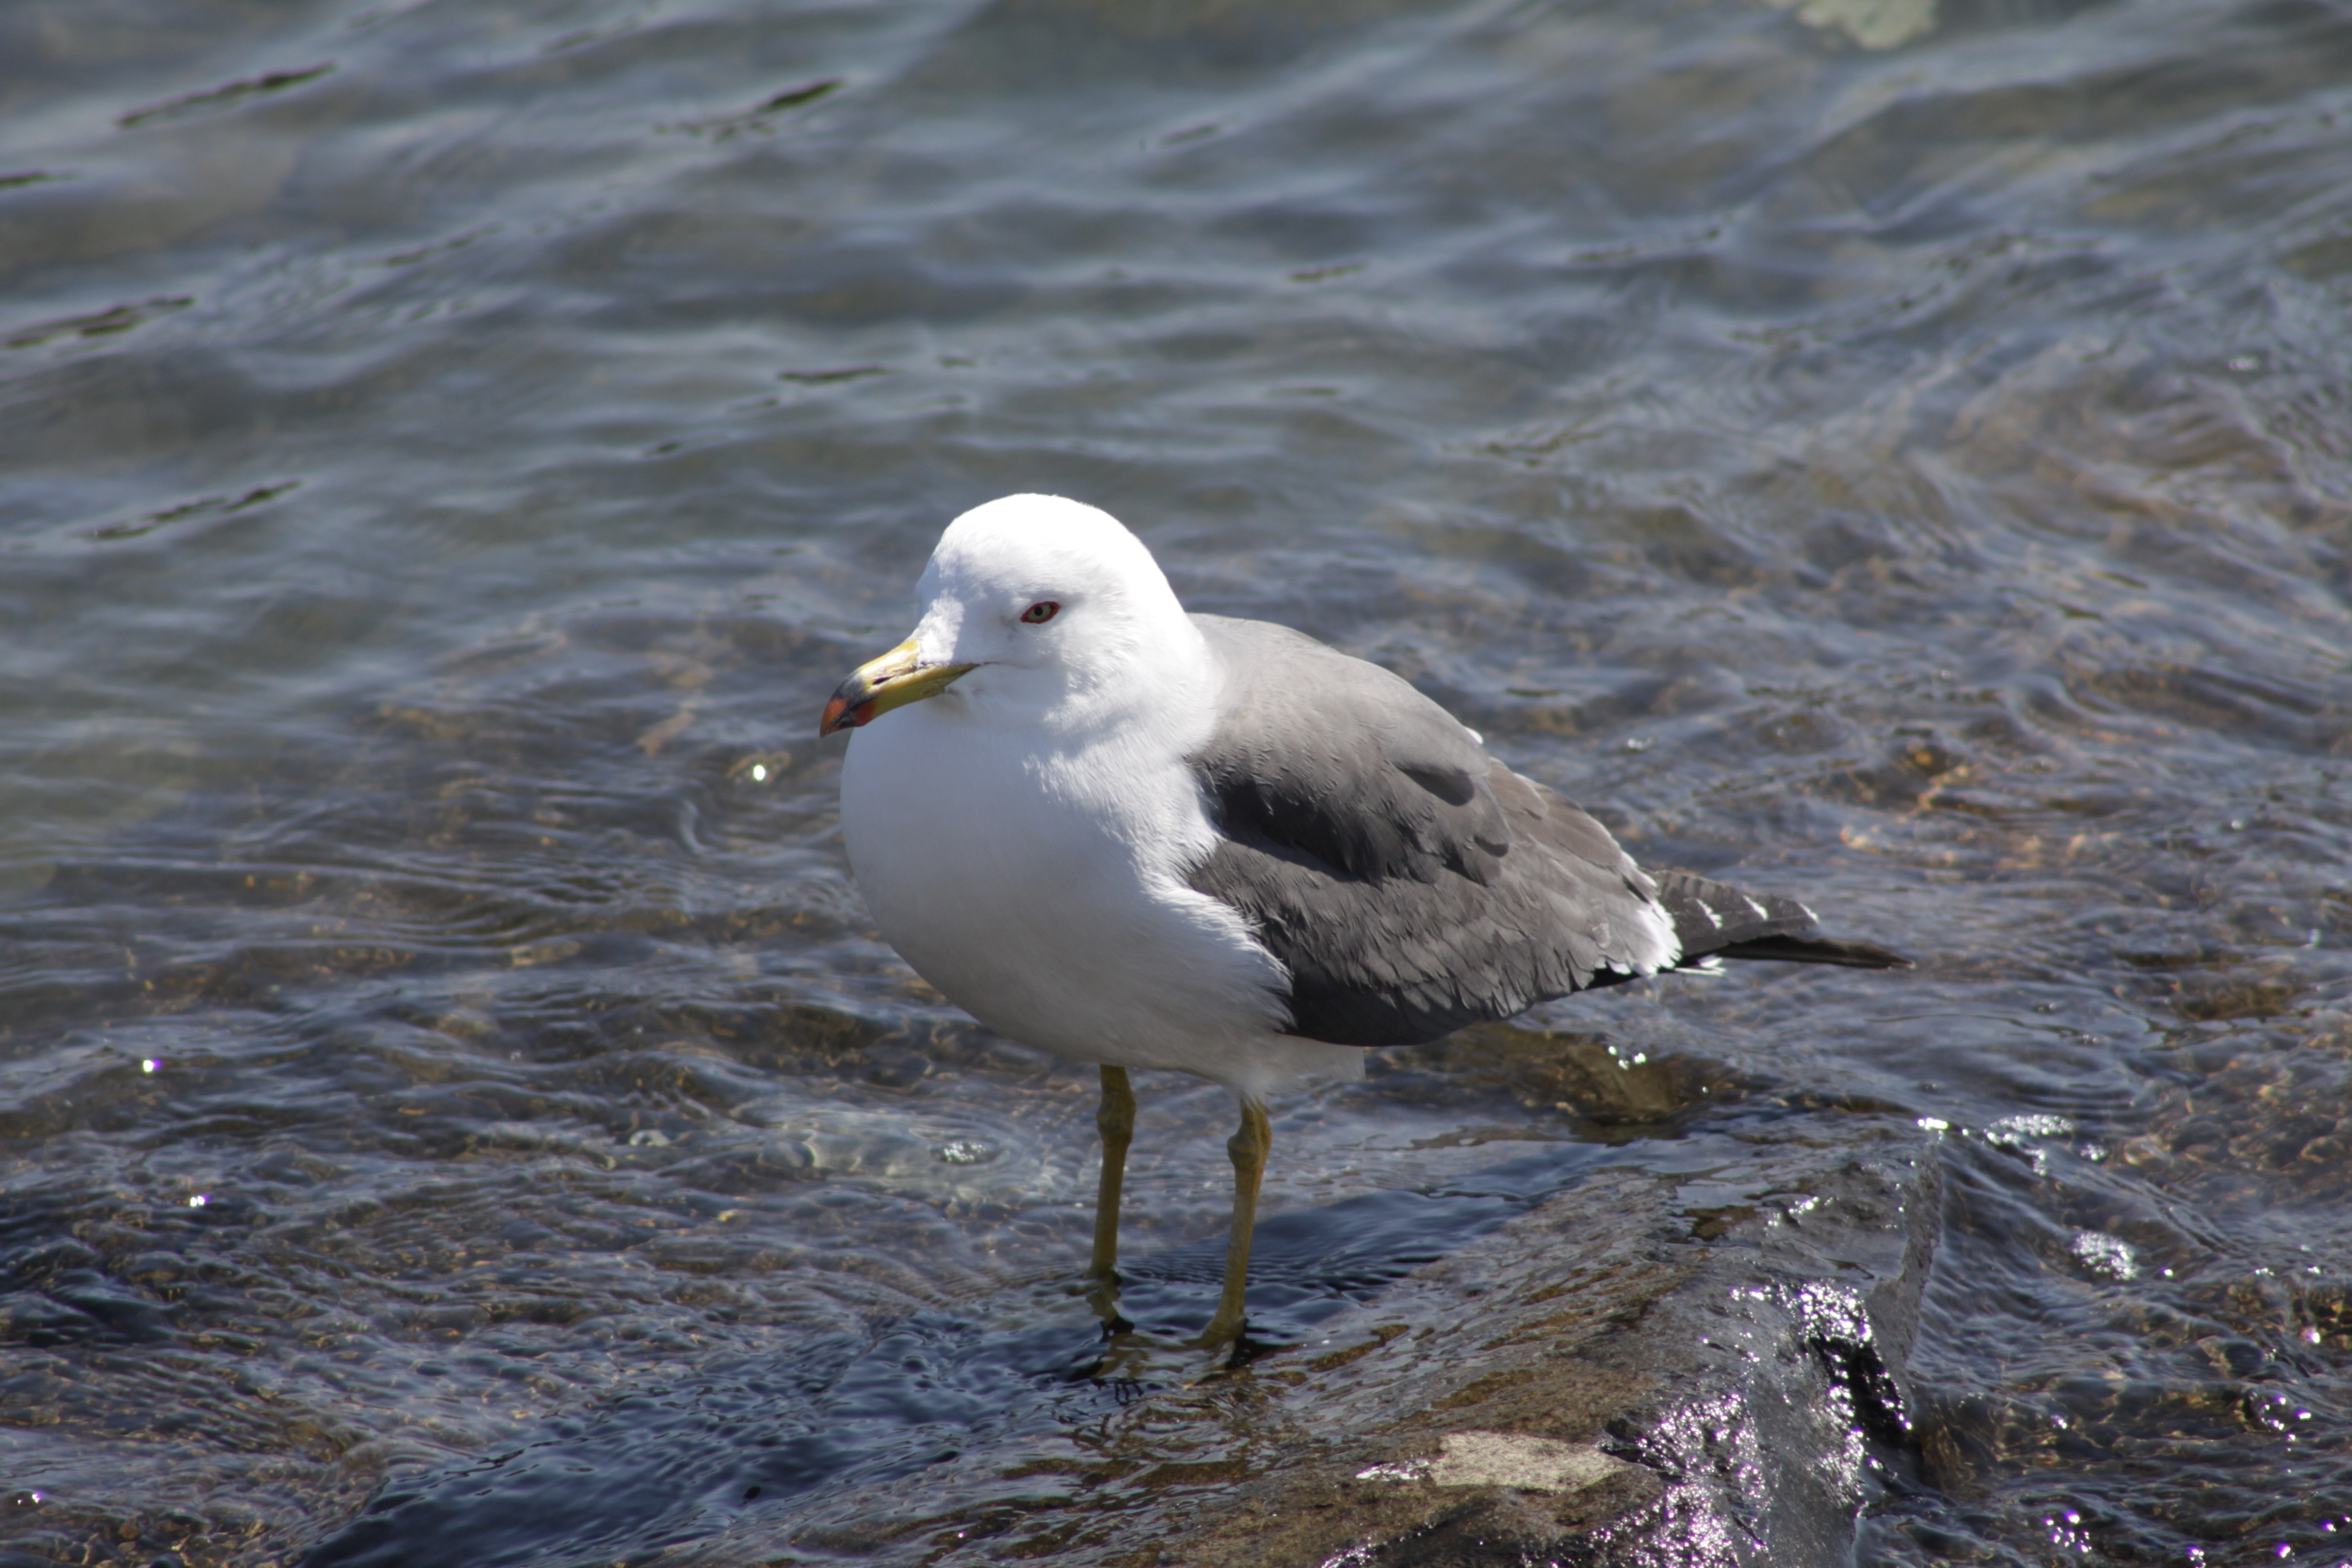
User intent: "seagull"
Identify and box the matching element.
[819,494,1906,1349]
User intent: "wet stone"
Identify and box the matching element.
[1090,1149,1938,1567]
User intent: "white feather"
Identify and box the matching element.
[841,495,1359,1102]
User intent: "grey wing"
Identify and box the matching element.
[1183,615,1685,1047]
[1647,868,1911,973]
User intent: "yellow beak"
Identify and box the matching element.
[818,638,977,736]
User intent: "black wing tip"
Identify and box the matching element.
[1709,934,1912,971]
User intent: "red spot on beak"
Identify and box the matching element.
[819,693,873,737]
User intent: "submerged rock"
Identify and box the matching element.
[293,1135,1938,1568]
[1147,1145,1938,1568]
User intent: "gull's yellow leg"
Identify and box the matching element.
[1089,1066,1136,1279]
[1198,1100,1270,1349]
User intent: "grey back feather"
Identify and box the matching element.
[1184,615,1683,1046]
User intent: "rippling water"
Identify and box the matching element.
[4,0,2351,1563]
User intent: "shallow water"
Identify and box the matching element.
[3,0,2351,1563]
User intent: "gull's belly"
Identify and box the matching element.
[838,706,1288,1071]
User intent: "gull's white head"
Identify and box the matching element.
[820,494,1204,735]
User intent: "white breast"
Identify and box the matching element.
[838,690,1303,1083]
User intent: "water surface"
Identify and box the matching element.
[4,0,2351,1563]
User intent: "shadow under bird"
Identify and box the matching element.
[819,494,1907,1351]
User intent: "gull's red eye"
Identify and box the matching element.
[1020,601,1060,624]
